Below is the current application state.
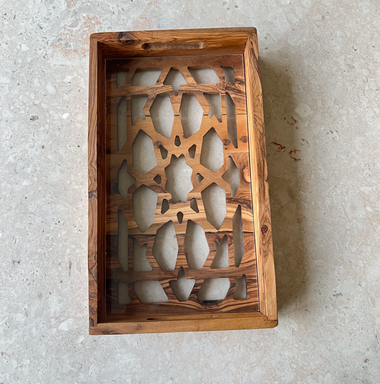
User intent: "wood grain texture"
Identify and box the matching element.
[105,232,258,317]
[244,32,277,321]
[88,36,106,326]
[89,312,277,335]
[88,28,277,334]
[92,28,257,58]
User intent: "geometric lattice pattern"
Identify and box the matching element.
[105,55,259,317]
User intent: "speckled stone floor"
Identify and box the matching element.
[1,1,380,383]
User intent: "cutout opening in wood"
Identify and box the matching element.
[222,157,240,198]
[170,267,195,302]
[131,95,148,126]
[150,95,174,139]
[161,198,169,214]
[177,211,184,224]
[132,130,157,174]
[188,68,219,84]
[117,96,127,151]
[142,42,205,51]
[200,128,224,172]
[180,94,203,138]
[159,145,168,159]
[154,174,161,184]
[196,173,204,183]
[211,236,229,269]
[118,160,136,201]
[188,144,196,159]
[133,185,158,232]
[201,183,226,230]
[234,275,247,300]
[131,69,161,86]
[163,68,187,96]
[198,278,230,302]
[152,221,178,271]
[165,155,193,203]
[133,240,151,272]
[190,198,199,213]
[117,281,131,305]
[116,71,127,88]
[118,210,128,272]
[233,205,244,267]
[184,220,209,270]
[204,93,222,122]
[226,93,237,148]
[174,135,181,147]
[134,281,168,303]
[221,66,235,85]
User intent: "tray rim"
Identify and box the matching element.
[88,27,277,335]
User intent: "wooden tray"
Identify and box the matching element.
[88,28,277,334]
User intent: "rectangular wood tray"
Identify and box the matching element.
[88,28,277,334]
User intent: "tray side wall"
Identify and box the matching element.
[88,37,107,327]
[244,33,277,322]
[90,312,276,335]
[92,28,255,58]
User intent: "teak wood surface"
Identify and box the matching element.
[88,28,277,334]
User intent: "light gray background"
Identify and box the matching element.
[1,0,379,383]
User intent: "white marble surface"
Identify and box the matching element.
[1,0,380,382]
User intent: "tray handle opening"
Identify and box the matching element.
[142,42,205,50]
